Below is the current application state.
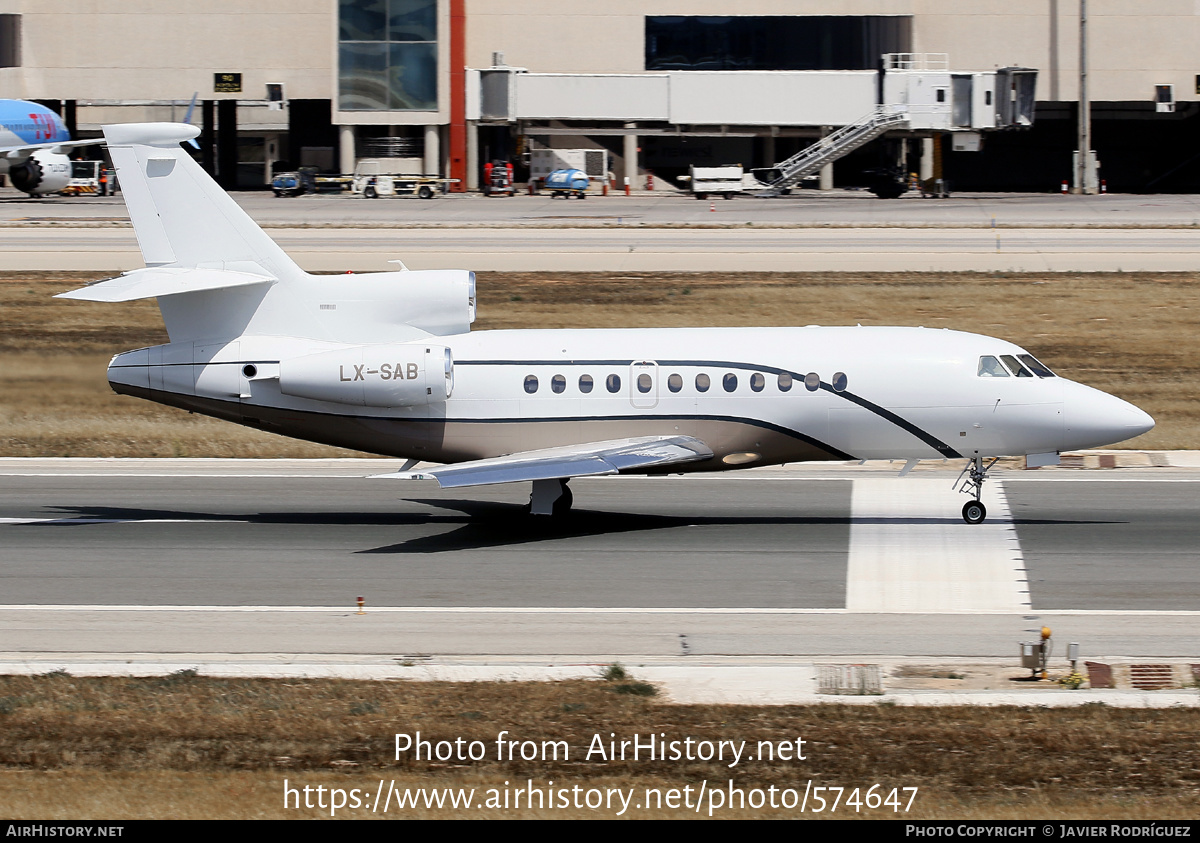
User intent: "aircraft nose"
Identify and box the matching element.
[1062,382,1154,450]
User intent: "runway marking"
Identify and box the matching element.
[846,478,1029,613]
[0,517,237,526]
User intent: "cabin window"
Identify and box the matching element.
[978,356,1009,377]
[524,375,538,394]
[832,372,848,392]
[637,373,653,393]
[1001,355,1033,378]
[606,374,621,393]
[804,372,820,391]
[696,373,710,392]
[750,372,765,392]
[778,372,793,391]
[551,374,566,393]
[579,374,594,393]
[667,373,683,393]
[723,373,738,392]
[1018,354,1056,378]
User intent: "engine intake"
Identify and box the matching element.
[10,150,71,195]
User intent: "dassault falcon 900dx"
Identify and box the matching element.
[59,123,1154,523]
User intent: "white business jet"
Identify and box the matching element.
[59,123,1154,524]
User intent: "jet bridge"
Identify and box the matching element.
[467,54,1037,193]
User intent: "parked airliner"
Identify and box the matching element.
[0,100,101,195]
[59,123,1154,523]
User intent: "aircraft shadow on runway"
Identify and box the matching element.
[28,503,1120,555]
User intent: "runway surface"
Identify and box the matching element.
[9,188,1200,228]
[6,226,1200,272]
[2,461,1198,661]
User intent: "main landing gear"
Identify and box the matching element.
[529,478,573,517]
[955,455,998,525]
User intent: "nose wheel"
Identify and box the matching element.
[962,499,987,525]
[955,455,998,524]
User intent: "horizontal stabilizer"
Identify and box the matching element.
[372,435,713,488]
[103,123,201,147]
[56,267,275,303]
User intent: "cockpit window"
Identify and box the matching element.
[1001,355,1033,377]
[1018,354,1056,378]
[977,356,1009,377]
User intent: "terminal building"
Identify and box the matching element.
[0,1,1196,192]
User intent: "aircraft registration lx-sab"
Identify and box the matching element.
[60,123,1154,523]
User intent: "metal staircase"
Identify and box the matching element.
[758,106,910,197]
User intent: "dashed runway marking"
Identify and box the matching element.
[846,478,1029,613]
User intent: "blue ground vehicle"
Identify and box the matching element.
[544,168,589,199]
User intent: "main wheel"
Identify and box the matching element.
[962,500,987,525]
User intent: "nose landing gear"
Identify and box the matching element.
[956,455,998,524]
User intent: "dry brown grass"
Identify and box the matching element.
[2,270,1197,456]
[0,672,1197,819]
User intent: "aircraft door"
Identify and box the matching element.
[630,361,658,409]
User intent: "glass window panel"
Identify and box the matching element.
[551,374,566,394]
[606,374,621,393]
[804,372,820,391]
[832,372,848,392]
[637,373,653,393]
[750,373,765,392]
[1001,355,1033,378]
[723,373,738,392]
[646,16,911,72]
[667,374,683,393]
[579,374,594,393]
[778,372,793,392]
[977,356,1009,377]
[524,375,539,394]
[695,373,710,392]
[1018,354,1056,378]
[339,42,389,111]
[389,0,436,41]
[340,0,386,41]
[388,42,437,110]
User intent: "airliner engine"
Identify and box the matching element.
[8,149,71,195]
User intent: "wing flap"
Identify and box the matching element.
[56,266,275,303]
[372,435,713,488]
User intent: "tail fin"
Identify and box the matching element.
[102,123,304,282]
[58,123,324,343]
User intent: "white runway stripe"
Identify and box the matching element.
[0,517,232,525]
[846,478,1029,613]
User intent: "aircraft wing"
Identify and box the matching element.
[2,138,103,158]
[372,435,713,488]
